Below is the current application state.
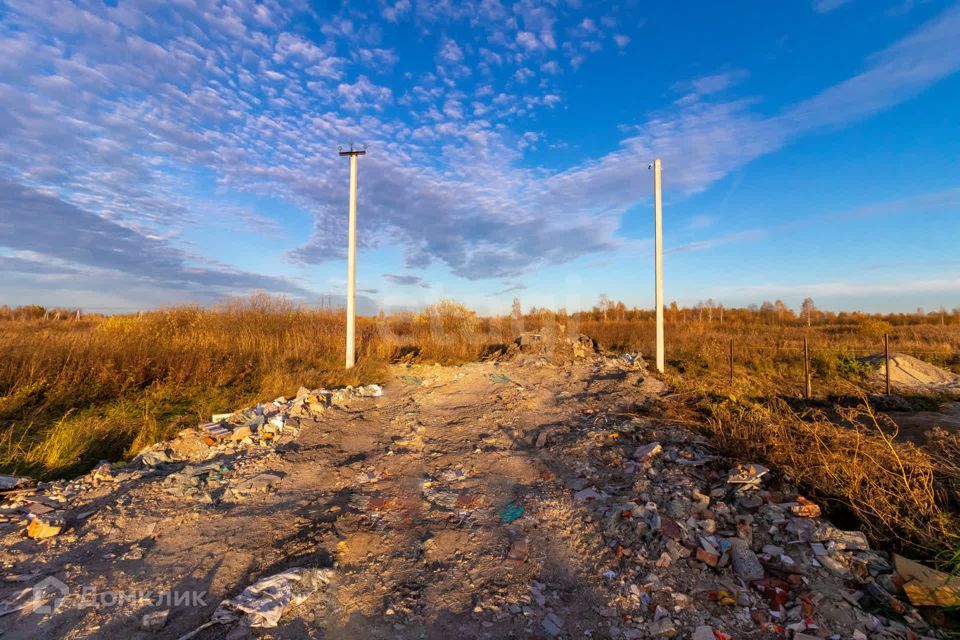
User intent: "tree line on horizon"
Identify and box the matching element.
[2,297,960,328]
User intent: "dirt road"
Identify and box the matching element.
[0,355,940,639]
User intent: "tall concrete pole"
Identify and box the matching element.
[340,145,366,369]
[654,158,664,374]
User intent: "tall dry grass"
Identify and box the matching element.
[0,297,521,478]
[579,318,960,399]
[661,394,960,561]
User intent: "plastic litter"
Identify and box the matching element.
[499,501,524,523]
[726,463,769,490]
[215,567,333,628]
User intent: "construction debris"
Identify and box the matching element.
[213,567,334,628]
[0,475,33,491]
[895,554,960,608]
[2,356,956,640]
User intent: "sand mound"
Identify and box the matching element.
[863,353,960,393]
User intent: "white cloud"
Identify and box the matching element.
[438,37,464,63]
[0,0,958,297]
[812,0,853,13]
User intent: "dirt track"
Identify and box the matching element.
[0,355,943,639]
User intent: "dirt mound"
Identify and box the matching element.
[864,352,960,394]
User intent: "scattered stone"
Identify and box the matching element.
[790,496,821,518]
[141,609,169,631]
[730,539,765,582]
[535,431,548,448]
[573,487,602,502]
[814,524,869,551]
[648,616,677,637]
[633,442,662,461]
[696,546,719,568]
[541,612,564,637]
[692,626,716,640]
[0,475,34,491]
[506,538,528,563]
[233,473,282,495]
[26,515,63,539]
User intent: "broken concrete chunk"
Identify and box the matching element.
[573,487,602,502]
[894,554,960,608]
[648,616,677,637]
[233,473,282,495]
[790,496,822,518]
[141,609,169,631]
[0,475,33,491]
[730,539,764,581]
[230,425,253,441]
[26,514,63,539]
[814,524,869,551]
[541,612,564,637]
[691,626,716,640]
[535,431,548,448]
[354,384,383,397]
[633,441,662,461]
[136,447,174,467]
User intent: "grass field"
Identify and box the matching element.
[1,298,958,567]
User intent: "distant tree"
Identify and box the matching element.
[614,301,626,321]
[801,298,816,327]
[598,294,611,321]
[760,300,775,324]
[774,299,787,324]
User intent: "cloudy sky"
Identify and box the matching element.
[1,0,958,314]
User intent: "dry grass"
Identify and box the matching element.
[579,318,960,399]
[661,393,960,560]
[0,296,521,478]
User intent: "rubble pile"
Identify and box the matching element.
[535,417,950,639]
[0,383,383,540]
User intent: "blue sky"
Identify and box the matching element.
[0,0,958,315]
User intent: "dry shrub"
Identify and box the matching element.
[697,394,960,558]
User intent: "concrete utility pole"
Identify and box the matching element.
[339,144,366,369]
[652,158,665,374]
